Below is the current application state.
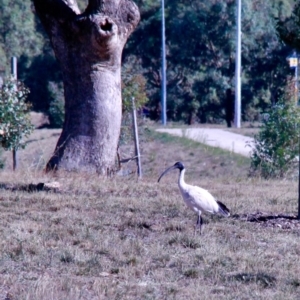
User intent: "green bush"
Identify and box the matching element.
[0,76,34,151]
[122,74,148,113]
[250,101,300,178]
[120,73,149,145]
[0,147,5,170]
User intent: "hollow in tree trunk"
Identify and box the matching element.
[33,0,140,174]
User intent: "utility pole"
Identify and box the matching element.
[287,52,300,219]
[234,0,242,128]
[11,57,18,171]
[298,133,300,219]
[294,54,298,104]
[287,52,299,104]
[161,0,167,125]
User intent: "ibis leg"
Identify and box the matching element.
[195,214,203,235]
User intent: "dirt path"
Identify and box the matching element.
[156,128,254,157]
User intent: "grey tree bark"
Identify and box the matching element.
[33,0,140,174]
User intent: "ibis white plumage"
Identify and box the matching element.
[158,161,230,234]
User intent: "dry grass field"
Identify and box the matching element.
[0,125,299,299]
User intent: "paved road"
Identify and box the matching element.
[156,128,254,157]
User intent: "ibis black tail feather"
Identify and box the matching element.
[217,201,230,217]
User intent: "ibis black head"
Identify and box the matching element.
[174,161,184,171]
[157,161,185,182]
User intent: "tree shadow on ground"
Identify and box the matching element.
[0,182,60,193]
[233,212,300,230]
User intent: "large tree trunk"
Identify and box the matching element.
[33,0,140,174]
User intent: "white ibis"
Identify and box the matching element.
[158,161,230,234]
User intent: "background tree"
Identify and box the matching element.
[277,1,300,50]
[0,0,295,127]
[0,0,45,74]
[32,0,140,174]
[124,0,294,123]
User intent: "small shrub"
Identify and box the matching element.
[119,74,149,146]
[117,72,149,170]
[250,100,300,178]
[0,76,34,151]
[122,74,148,113]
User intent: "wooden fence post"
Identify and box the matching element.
[11,57,18,171]
[132,97,142,178]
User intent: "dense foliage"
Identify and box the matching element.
[0,0,296,125]
[0,77,34,150]
[124,0,294,124]
[0,0,44,74]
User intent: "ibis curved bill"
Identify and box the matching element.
[158,161,230,234]
[158,165,178,182]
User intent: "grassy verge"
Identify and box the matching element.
[141,129,250,180]
[0,172,299,299]
[0,127,299,299]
